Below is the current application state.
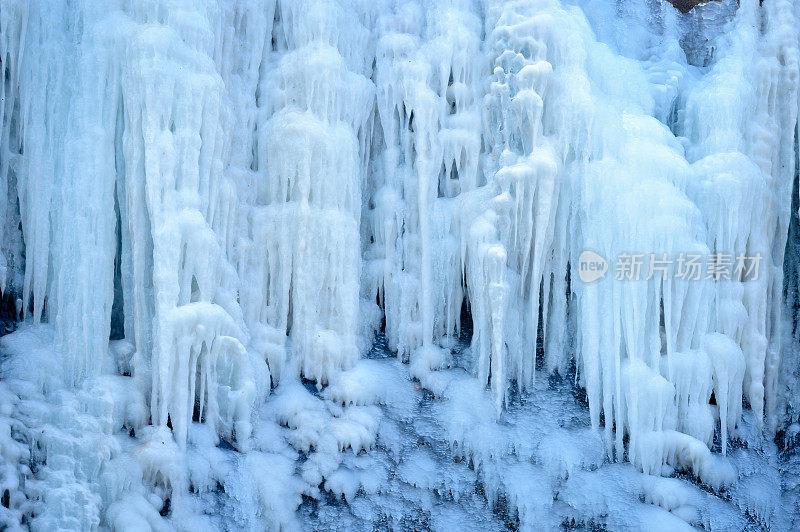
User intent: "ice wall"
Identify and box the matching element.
[0,0,799,529]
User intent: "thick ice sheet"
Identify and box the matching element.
[0,0,799,529]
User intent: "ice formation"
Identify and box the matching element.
[1,0,800,529]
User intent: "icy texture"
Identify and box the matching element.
[0,0,799,529]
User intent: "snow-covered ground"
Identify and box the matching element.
[1,0,799,529]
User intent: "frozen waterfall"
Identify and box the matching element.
[1,0,800,529]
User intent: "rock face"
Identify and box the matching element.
[666,0,720,13]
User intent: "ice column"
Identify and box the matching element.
[475,0,563,410]
[245,0,375,384]
[121,1,254,447]
[367,1,484,373]
[682,0,800,433]
[0,0,122,386]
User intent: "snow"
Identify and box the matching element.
[0,0,799,529]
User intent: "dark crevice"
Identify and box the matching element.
[783,133,800,336]
[110,180,125,340]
